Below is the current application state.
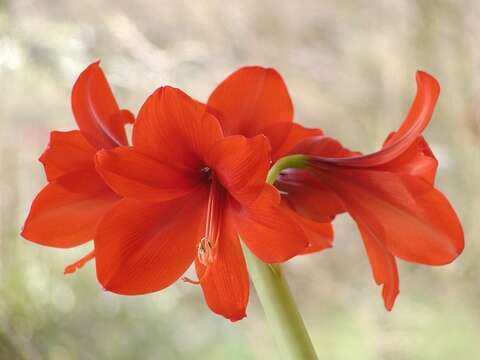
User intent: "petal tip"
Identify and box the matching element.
[383,290,399,312]
[441,244,464,265]
[428,232,465,266]
[416,70,440,94]
[20,219,34,242]
[118,109,135,124]
[19,226,27,239]
[227,311,247,322]
[64,265,76,275]
[83,60,103,76]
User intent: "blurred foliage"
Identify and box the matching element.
[1,0,479,359]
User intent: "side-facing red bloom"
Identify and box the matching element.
[22,62,134,272]
[93,86,311,321]
[276,71,464,310]
[207,67,333,252]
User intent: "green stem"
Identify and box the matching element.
[266,154,306,183]
[243,154,317,360]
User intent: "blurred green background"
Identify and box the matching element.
[0,0,478,359]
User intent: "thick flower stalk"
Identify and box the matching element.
[242,154,319,360]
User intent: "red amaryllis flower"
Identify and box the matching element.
[94,86,310,321]
[207,67,333,253]
[276,71,464,310]
[22,62,134,273]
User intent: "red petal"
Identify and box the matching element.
[22,170,119,248]
[388,72,440,144]
[232,184,309,263]
[378,136,437,184]
[316,167,464,265]
[358,224,399,311]
[39,130,97,181]
[196,203,249,322]
[275,136,357,222]
[206,135,270,205]
[95,147,201,201]
[207,67,293,137]
[133,86,223,169]
[326,71,440,167]
[281,134,436,223]
[72,61,133,149]
[276,170,345,222]
[260,122,323,162]
[280,203,333,255]
[292,136,361,158]
[94,189,207,295]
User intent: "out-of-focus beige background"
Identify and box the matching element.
[1,1,479,359]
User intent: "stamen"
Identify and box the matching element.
[197,177,223,266]
[197,237,211,265]
[64,249,95,274]
[183,176,224,285]
[181,276,202,285]
[181,265,213,285]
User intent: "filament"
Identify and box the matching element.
[182,176,224,285]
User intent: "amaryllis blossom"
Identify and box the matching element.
[22,62,134,273]
[207,67,333,253]
[276,71,464,310]
[94,86,310,321]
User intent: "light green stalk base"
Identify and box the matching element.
[266,154,306,183]
[243,249,318,360]
[243,155,317,360]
